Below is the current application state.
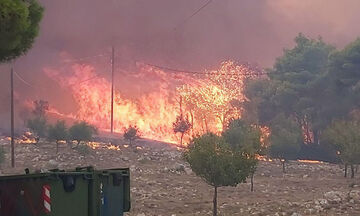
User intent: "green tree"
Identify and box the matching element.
[244,34,335,145]
[173,114,192,146]
[69,121,97,146]
[27,116,47,143]
[123,125,140,145]
[0,0,44,62]
[222,119,262,191]
[48,120,68,153]
[269,115,302,173]
[322,120,360,178]
[184,133,253,216]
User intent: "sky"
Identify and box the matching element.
[1,0,360,130]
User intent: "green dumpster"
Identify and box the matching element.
[76,167,131,216]
[0,171,93,216]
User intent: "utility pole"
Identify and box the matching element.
[111,46,115,134]
[10,65,15,167]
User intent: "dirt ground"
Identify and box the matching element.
[0,136,360,216]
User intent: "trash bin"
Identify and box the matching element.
[76,167,131,216]
[0,171,93,216]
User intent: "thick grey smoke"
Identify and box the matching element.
[1,0,360,131]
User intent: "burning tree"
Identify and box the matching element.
[184,133,253,216]
[173,114,191,146]
[47,120,68,153]
[27,117,47,144]
[123,125,140,145]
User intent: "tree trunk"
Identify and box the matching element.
[56,141,59,154]
[180,133,184,147]
[313,130,319,145]
[250,172,254,192]
[282,160,286,173]
[77,140,80,147]
[344,163,348,178]
[213,186,218,216]
[351,164,355,178]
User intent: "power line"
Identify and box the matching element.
[175,0,214,30]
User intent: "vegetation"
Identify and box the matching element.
[123,125,140,145]
[75,144,91,156]
[323,120,360,178]
[222,119,262,191]
[184,133,254,216]
[0,146,5,165]
[173,114,192,146]
[269,115,302,173]
[47,120,68,153]
[0,0,44,62]
[27,117,47,143]
[69,121,97,146]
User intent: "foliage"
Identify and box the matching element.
[69,121,97,145]
[173,114,192,146]
[0,146,5,165]
[184,133,253,216]
[322,120,360,166]
[0,0,44,62]
[47,120,68,153]
[269,115,302,172]
[32,100,49,118]
[244,34,335,145]
[123,125,140,145]
[27,116,47,143]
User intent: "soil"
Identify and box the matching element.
[0,136,359,216]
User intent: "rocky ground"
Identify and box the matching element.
[0,135,360,216]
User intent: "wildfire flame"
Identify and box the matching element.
[45,60,259,144]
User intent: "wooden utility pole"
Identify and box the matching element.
[10,66,15,167]
[111,46,115,134]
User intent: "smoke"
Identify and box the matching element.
[1,0,360,131]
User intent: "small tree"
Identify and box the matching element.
[269,115,302,173]
[69,121,97,146]
[323,120,360,178]
[123,125,140,145]
[184,133,253,216]
[223,119,262,192]
[0,146,5,165]
[27,117,47,144]
[48,120,68,153]
[33,100,49,118]
[173,114,191,146]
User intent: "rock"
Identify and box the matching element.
[137,213,145,216]
[315,198,329,209]
[324,191,345,204]
[290,213,301,216]
[348,190,360,202]
[184,167,193,175]
[173,163,185,172]
[48,159,59,168]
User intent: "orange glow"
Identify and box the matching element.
[297,159,323,164]
[45,60,258,144]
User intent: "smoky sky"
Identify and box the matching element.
[1,0,360,131]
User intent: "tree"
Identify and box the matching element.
[0,146,5,165]
[27,116,47,144]
[48,120,68,153]
[244,34,335,146]
[32,100,49,118]
[0,0,44,62]
[173,114,191,146]
[222,119,262,191]
[69,121,97,146]
[123,125,140,145]
[322,120,360,178]
[269,115,302,173]
[184,133,253,216]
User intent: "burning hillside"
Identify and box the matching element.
[44,60,260,144]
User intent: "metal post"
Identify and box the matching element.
[10,66,15,167]
[111,46,114,134]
